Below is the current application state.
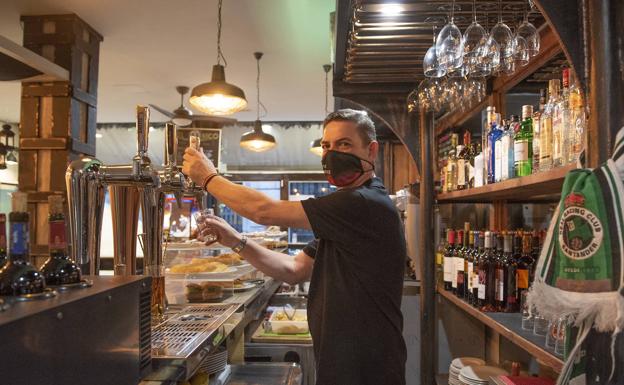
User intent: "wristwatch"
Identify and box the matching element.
[232,235,248,254]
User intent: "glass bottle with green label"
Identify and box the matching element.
[515,105,534,176]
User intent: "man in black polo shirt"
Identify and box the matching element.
[183,109,407,385]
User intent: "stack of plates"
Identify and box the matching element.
[199,346,228,374]
[449,357,485,385]
[458,365,509,385]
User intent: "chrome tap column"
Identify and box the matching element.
[66,157,106,275]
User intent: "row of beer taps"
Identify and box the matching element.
[66,105,206,279]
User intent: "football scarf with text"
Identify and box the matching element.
[528,126,624,385]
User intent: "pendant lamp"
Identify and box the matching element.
[189,0,247,115]
[240,52,276,152]
[309,64,332,156]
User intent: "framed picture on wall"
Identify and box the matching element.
[176,128,221,168]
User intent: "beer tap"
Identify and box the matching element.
[66,106,160,277]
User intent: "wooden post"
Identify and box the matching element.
[18,14,102,265]
[419,108,435,385]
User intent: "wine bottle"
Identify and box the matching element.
[516,232,535,302]
[494,233,507,311]
[443,230,455,291]
[40,195,82,286]
[0,192,45,296]
[504,233,519,312]
[452,230,464,295]
[481,231,497,312]
[465,229,475,302]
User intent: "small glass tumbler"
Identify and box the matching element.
[554,319,567,356]
[193,208,217,243]
[521,291,534,331]
[545,319,559,348]
[533,313,549,336]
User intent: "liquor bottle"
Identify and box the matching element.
[501,117,516,180]
[559,69,571,165]
[487,118,504,184]
[504,233,519,312]
[481,231,497,312]
[568,72,585,163]
[452,230,464,295]
[494,233,506,311]
[440,165,447,193]
[436,231,446,287]
[456,223,469,298]
[533,89,546,172]
[456,141,466,190]
[512,231,523,305]
[446,134,459,192]
[0,214,7,269]
[40,196,82,286]
[515,105,534,176]
[0,192,45,296]
[443,229,455,291]
[483,106,496,184]
[464,229,475,302]
[494,120,506,183]
[457,131,472,190]
[552,77,565,167]
[473,143,484,188]
[540,80,558,171]
[476,231,488,308]
[516,232,535,302]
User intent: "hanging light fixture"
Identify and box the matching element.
[310,64,332,157]
[240,52,276,153]
[189,0,247,115]
[172,86,193,126]
[0,124,16,167]
[0,143,6,170]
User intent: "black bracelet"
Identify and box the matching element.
[202,173,219,191]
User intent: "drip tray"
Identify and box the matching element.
[151,303,240,379]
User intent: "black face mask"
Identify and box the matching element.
[322,150,375,187]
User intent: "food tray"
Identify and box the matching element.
[268,309,309,334]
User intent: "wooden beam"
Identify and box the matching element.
[419,109,436,385]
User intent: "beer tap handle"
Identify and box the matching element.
[136,105,150,156]
[164,122,176,170]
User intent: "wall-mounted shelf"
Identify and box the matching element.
[436,164,576,203]
[438,288,564,372]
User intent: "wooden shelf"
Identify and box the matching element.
[438,288,564,372]
[436,164,576,203]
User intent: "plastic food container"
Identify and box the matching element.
[269,309,309,334]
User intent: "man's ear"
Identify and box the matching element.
[368,141,379,161]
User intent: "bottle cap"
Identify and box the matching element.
[48,195,64,215]
[562,68,570,88]
[522,105,533,120]
[11,192,27,213]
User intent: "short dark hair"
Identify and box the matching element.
[323,108,376,144]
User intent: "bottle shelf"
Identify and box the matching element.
[437,287,564,372]
[436,164,576,203]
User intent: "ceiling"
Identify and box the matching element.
[0,0,335,123]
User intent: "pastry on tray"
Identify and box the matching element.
[186,282,223,302]
[169,260,229,274]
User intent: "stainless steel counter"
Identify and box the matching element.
[140,277,282,384]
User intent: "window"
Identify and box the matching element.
[288,181,336,244]
[220,181,281,233]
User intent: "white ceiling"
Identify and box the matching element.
[0,0,335,123]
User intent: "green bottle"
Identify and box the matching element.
[515,105,534,176]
